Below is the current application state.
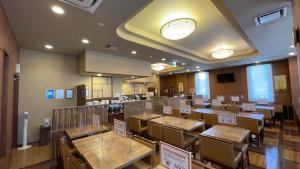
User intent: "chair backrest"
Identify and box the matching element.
[59,139,72,169]
[211,106,225,111]
[128,117,142,133]
[172,108,181,117]
[259,109,272,119]
[68,156,82,169]
[275,104,283,113]
[225,106,241,113]
[203,114,218,126]
[147,121,163,141]
[187,112,203,120]
[200,136,236,168]
[163,126,184,148]
[132,135,156,166]
[237,117,260,134]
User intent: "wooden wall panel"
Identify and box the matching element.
[289,57,300,108]
[0,1,19,168]
[160,73,195,96]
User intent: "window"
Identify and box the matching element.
[246,64,274,102]
[195,72,210,98]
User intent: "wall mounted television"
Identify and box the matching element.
[217,73,235,83]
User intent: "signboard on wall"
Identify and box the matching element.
[218,113,236,125]
[212,99,222,106]
[160,141,192,169]
[163,106,172,115]
[217,96,225,102]
[242,103,256,111]
[231,96,239,102]
[114,119,126,137]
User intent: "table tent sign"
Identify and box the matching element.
[145,101,153,110]
[163,106,172,115]
[242,103,257,111]
[217,96,225,102]
[160,141,192,169]
[231,96,240,102]
[212,99,222,106]
[114,119,126,137]
[180,105,191,114]
[218,113,237,125]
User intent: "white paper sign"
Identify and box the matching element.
[218,113,236,125]
[160,141,192,169]
[242,103,256,111]
[145,102,152,110]
[93,114,101,127]
[114,119,126,137]
[180,105,191,114]
[195,98,204,105]
[212,99,222,106]
[217,96,225,102]
[231,96,240,102]
[163,106,172,115]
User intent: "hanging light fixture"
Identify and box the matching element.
[151,63,166,71]
[212,49,234,59]
[161,18,196,40]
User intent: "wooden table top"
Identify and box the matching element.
[150,116,204,131]
[237,112,264,121]
[73,131,153,169]
[130,113,161,121]
[192,108,230,115]
[65,124,110,140]
[200,125,250,143]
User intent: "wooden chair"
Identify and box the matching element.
[237,117,262,148]
[200,136,242,169]
[193,105,206,109]
[172,108,181,117]
[234,143,249,167]
[203,114,218,127]
[163,126,196,149]
[68,156,88,169]
[128,117,147,135]
[132,135,157,168]
[275,104,284,121]
[259,109,274,125]
[147,121,163,141]
[226,106,241,113]
[211,105,225,111]
[186,112,203,120]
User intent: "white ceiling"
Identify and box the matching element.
[1,0,296,74]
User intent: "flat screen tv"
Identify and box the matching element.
[217,73,235,83]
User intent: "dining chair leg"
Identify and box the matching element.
[246,151,250,166]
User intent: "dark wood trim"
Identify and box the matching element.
[12,76,19,148]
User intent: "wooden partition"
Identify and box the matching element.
[151,96,167,114]
[167,97,181,108]
[51,105,108,159]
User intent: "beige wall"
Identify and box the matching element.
[18,49,93,144]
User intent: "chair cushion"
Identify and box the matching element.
[234,143,248,154]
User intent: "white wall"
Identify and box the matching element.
[18,49,93,143]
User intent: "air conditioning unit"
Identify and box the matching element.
[58,0,103,13]
[254,6,287,26]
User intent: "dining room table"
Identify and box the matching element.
[130,113,161,121]
[65,124,110,140]
[149,116,204,131]
[200,125,250,143]
[72,131,153,169]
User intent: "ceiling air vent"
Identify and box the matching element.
[58,0,103,13]
[104,44,122,51]
[254,7,287,26]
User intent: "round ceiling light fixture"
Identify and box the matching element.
[161,18,196,40]
[151,63,166,71]
[212,49,234,59]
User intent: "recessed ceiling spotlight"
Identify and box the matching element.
[51,6,65,15]
[290,45,295,48]
[150,56,153,58]
[288,52,296,56]
[44,44,53,49]
[97,73,102,76]
[131,76,135,78]
[186,69,190,72]
[98,22,105,27]
[161,18,196,40]
[197,69,200,72]
[82,38,90,44]
[161,58,166,61]
[182,63,186,65]
[255,61,260,64]
[196,66,200,68]
[169,72,173,75]
[131,50,137,55]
